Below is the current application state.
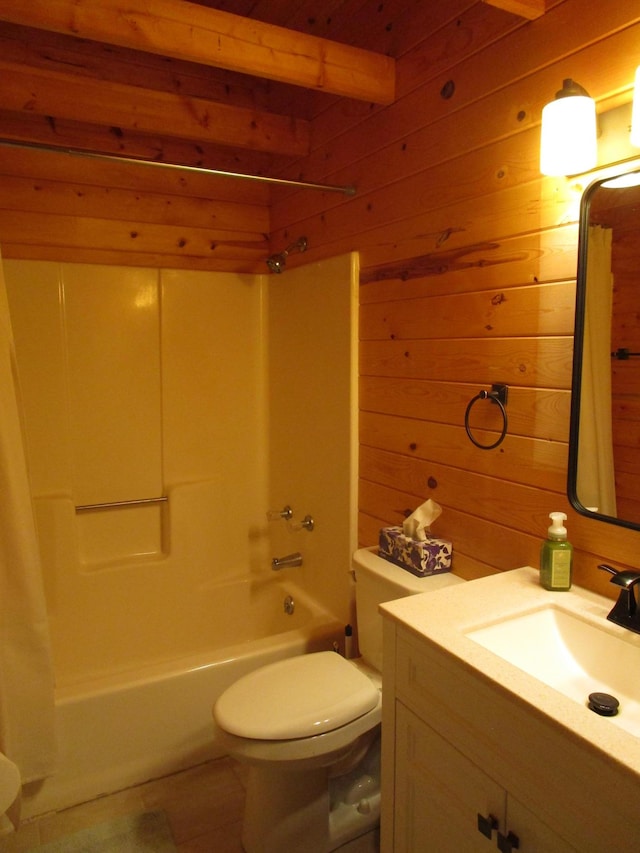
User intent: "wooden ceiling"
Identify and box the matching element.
[0,0,548,270]
[0,0,394,181]
[0,0,546,180]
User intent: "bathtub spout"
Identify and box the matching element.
[271,552,303,571]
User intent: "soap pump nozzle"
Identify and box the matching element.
[548,511,567,540]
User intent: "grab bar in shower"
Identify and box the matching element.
[75,496,168,513]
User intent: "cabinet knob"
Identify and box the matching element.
[477,813,498,839]
[497,830,520,852]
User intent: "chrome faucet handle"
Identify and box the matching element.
[597,564,640,631]
[289,514,314,532]
[267,505,293,521]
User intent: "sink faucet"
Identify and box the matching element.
[597,564,640,635]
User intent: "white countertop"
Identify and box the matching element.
[380,566,640,779]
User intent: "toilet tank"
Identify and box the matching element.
[352,547,465,672]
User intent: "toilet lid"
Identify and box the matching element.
[214,651,380,740]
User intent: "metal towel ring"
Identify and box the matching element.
[464,385,508,450]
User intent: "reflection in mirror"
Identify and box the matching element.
[569,166,640,530]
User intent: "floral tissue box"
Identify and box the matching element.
[378,526,452,577]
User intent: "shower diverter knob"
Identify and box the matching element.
[357,799,371,815]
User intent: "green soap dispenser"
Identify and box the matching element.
[540,511,573,590]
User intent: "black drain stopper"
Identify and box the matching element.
[588,692,620,716]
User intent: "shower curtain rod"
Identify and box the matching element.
[0,138,357,196]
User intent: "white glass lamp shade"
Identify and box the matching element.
[540,80,597,176]
[631,66,640,148]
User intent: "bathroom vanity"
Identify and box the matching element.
[380,568,640,852]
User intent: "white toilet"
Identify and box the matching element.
[212,547,464,853]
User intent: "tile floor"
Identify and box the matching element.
[0,757,247,852]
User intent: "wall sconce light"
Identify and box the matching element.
[540,79,597,176]
[631,66,640,148]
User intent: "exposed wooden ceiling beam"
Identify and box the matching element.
[482,0,548,19]
[0,61,310,156]
[0,0,396,105]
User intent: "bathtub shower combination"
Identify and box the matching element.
[23,577,342,819]
[5,256,357,822]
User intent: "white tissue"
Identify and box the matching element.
[402,498,442,541]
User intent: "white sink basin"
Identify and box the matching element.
[466,605,640,737]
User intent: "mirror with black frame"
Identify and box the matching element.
[568,166,640,531]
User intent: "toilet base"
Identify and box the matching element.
[241,734,380,853]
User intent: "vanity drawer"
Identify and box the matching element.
[395,629,467,726]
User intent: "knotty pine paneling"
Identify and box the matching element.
[0,111,284,180]
[270,12,640,263]
[0,61,311,156]
[360,378,570,442]
[268,0,640,596]
[293,0,636,180]
[308,1,522,151]
[360,281,575,340]
[0,0,638,594]
[0,144,269,271]
[0,12,280,271]
[359,478,543,576]
[360,445,566,536]
[270,0,636,203]
[0,21,284,115]
[359,411,567,492]
[0,175,268,233]
[359,227,579,299]
[359,336,572,388]
[0,146,269,206]
[0,210,267,271]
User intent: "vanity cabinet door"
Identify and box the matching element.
[394,702,576,853]
[505,796,576,853]
[395,702,504,851]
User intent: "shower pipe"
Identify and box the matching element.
[0,138,357,196]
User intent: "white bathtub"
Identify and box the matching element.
[23,578,343,819]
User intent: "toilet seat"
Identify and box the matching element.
[214,651,379,740]
[213,699,381,768]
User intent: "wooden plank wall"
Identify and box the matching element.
[270,0,640,596]
[1,0,640,597]
[0,22,273,272]
[0,144,270,271]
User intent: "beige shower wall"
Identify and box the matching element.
[267,253,358,628]
[4,256,355,683]
[5,261,269,681]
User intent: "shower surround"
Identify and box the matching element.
[3,253,357,816]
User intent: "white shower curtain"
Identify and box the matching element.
[577,225,617,517]
[0,252,56,785]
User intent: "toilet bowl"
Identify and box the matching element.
[213,652,382,853]
[212,547,465,853]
